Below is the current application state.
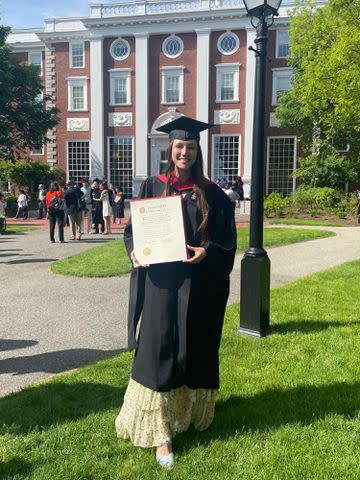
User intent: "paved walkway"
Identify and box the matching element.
[1,222,359,398]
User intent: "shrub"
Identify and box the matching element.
[264,192,285,217]
[289,187,342,215]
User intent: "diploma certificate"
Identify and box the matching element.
[130,195,188,265]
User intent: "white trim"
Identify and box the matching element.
[162,35,184,59]
[217,31,240,55]
[272,67,292,106]
[215,63,240,103]
[110,37,130,61]
[135,33,149,179]
[66,76,89,80]
[69,41,85,68]
[90,36,104,179]
[211,133,241,182]
[266,136,297,195]
[275,28,290,59]
[28,51,43,76]
[109,70,131,105]
[67,78,88,111]
[196,28,211,177]
[107,68,132,72]
[244,28,256,182]
[161,66,184,104]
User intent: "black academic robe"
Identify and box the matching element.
[124,176,236,392]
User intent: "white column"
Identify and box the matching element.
[90,36,104,179]
[243,28,256,187]
[134,33,149,195]
[196,29,211,177]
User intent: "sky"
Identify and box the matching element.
[1,0,93,29]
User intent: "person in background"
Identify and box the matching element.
[37,184,47,219]
[81,179,92,234]
[91,181,105,234]
[0,192,7,231]
[46,182,65,243]
[64,180,83,240]
[14,189,28,219]
[224,182,240,215]
[93,182,112,235]
[112,186,125,225]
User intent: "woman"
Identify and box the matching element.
[115,116,236,469]
[93,182,112,235]
[46,182,65,243]
[14,189,28,219]
[91,181,105,234]
[112,186,125,225]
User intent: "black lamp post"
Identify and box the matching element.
[238,0,282,337]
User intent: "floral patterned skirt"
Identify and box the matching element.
[115,378,217,448]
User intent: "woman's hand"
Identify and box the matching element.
[130,250,149,269]
[183,245,207,264]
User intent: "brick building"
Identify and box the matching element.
[7,0,321,198]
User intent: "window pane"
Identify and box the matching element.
[276,75,291,102]
[221,72,235,100]
[277,30,290,57]
[72,86,84,110]
[114,77,127,104]
[72,44,84,67]
[29,53,41,65]
[213,136,239,181]
[109,137,133,199]
[165,76,180,103]
[68,141,90,183]
[267,137,295,195]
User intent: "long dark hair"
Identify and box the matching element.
[164,140,209,239]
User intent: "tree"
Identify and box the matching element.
[0,26,59,161]
[0,160,64,192]
[276,0,360,163]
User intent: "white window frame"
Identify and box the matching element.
[107,136,134,199]
[211,134,241,181]
[28,51,43,76]
[109,69,132,106]
[276,29,290,59]
[266,135,297,195]
[161,66,184,105]
[69,42,85,68]
[30,144,44,156]
[272,68,292,106]
[217,31,240,56]
[162,35,184,59]
[215,63,240,103]
[110,38,130,61]
[67,76,88,112]
[66,140,91,182]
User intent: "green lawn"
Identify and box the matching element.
[268,218,347,227]
[50,227,335,277]
[1,259,360,479]
[0,225,38,235]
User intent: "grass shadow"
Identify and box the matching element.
[272,319,360,334]
[0,457,33,478]
[0,381,125,434]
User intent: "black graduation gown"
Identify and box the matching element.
[124,176,236,392]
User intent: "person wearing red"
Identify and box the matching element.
[46,182,65,243]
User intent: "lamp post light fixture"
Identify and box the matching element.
[238,0,283,337]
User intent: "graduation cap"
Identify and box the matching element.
[156,115,214,141]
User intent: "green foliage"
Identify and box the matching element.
[3,160,64,192]
[295,146,360,189]
[0,25,59,161]
[267,187,357,219]
[275,0,360,166]
[264,192,286,217]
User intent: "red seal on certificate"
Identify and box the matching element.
[139,207,145,214]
